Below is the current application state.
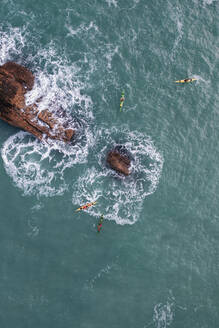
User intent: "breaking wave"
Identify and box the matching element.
[0,24,94,122]
[72,127,163,225]
[25,44,94,121]
[1,128,94,197]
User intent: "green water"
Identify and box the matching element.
[0,0,219,327]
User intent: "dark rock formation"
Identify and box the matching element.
[106,145,131,176]
[2,62,34,90]
[0,62,74,142]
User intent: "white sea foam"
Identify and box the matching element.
[1,129,94,197]
[153,300,174,328]
[0,26,95,196]
[192,74,211,85]
[27,217,40,239]
[65,21,99,38]
[25,44,93,120]
[203,0,215,4]
[106,0,118,8]
[72,127,163,225]
[0,25,94,120]
[0,26,25,65]
[31,203,44,211]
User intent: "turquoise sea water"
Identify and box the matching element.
[0,0,219,327]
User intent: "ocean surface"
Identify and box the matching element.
[0,0,218,327]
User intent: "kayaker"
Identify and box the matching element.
[97,215,104,233]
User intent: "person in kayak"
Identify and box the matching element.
[97,215,104,233]
[120,91,125,111]
[75,201,97,212]
[175,78,197,83]
[120,94,125,103]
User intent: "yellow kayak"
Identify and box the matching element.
[175,78,197,83]
[75,201,97,212]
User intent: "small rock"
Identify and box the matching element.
[106,145,131,176]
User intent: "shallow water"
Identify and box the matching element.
[0,0,219,327]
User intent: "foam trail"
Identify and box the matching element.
[31,204,44,212]
[27,217,40,239]
[192,74,211,85]
[84,262,116,290]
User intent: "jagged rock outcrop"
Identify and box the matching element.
[106,145,131,176]
[0,62,74,142]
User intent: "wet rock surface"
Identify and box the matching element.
[106,145,131,176]
[0,62,74,142]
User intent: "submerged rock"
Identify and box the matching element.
[106,145,131,176]
[0,62,74,142]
